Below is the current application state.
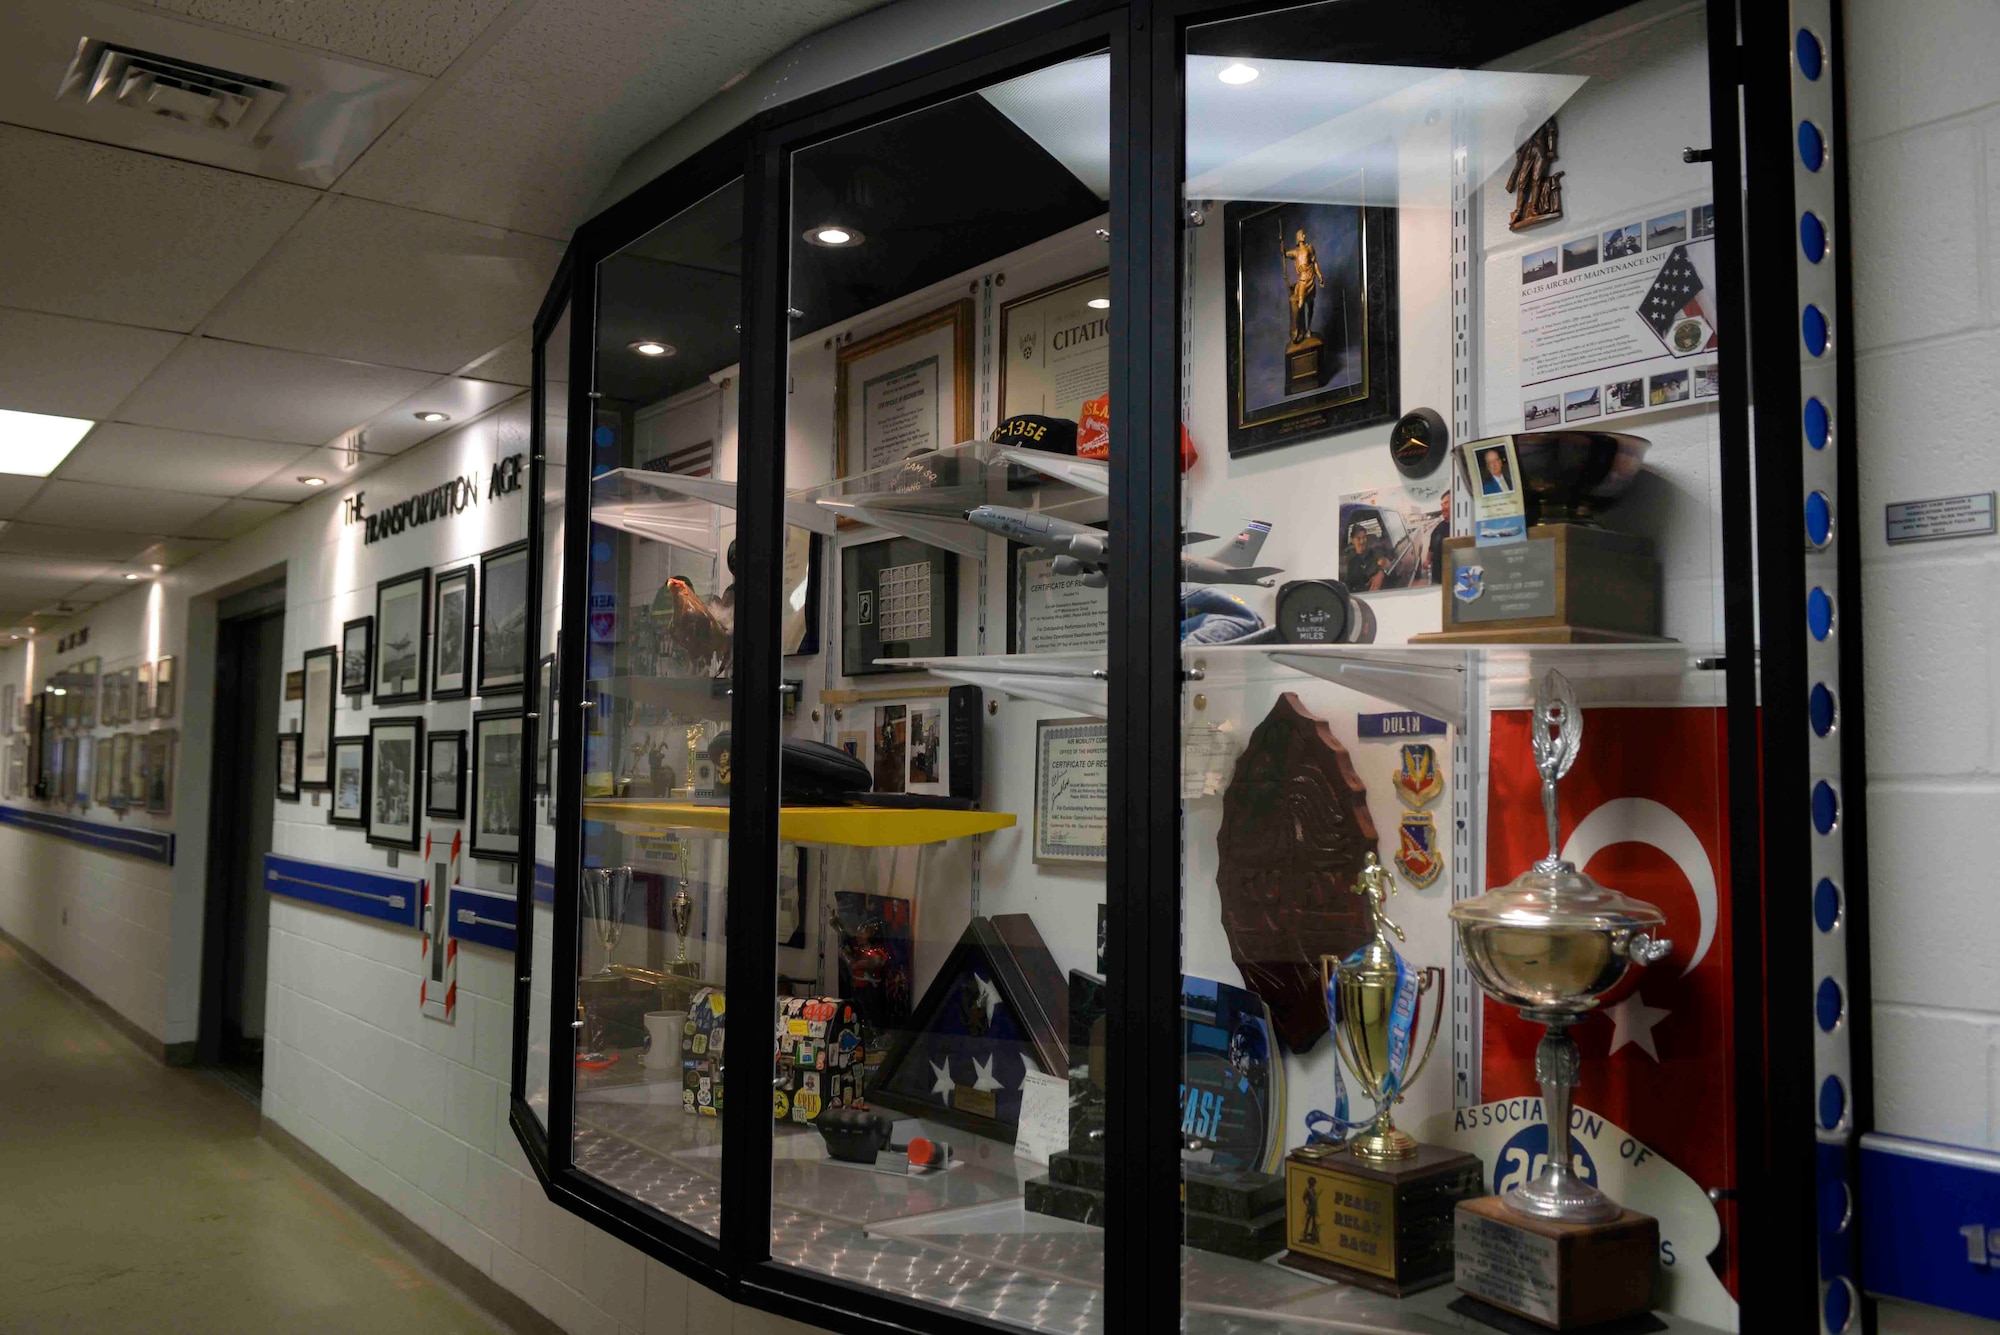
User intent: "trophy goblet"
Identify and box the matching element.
[1327,853,1443,1163]
[576,866,633,1067]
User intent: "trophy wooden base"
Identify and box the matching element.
[1280,1143,1483,1296]
[1285,337,1325,395]
[1413,525,1667,645]
[1454,1195,1658,1330]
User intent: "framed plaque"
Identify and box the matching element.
[834,299,975,478]
[998,269,1111,423]
[1033,717,1108,865]
[1009,548,1109,654]
[839,538,955,676]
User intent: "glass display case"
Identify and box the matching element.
[512,2,1863,1332]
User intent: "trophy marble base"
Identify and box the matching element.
[1454,1195,1658,1330]
[1026,1157,1289,1260]
[1280,1143,1483,1296]
[1285,337,1325,395]
[1414,526,1667,644]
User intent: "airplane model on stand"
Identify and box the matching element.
[964,505,1282,589]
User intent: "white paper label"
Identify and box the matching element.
[1014,1069,1070,1166]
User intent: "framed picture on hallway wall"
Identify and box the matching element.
[431,564,475,701]
[374,568,430,706]
[154,657,175,720]
[477,542,529,696]
[367,716,423,851]
[329,735,368,828]
[341,617,372,696]
[470,708,523,861]
[276,733,301,802]
[142,731,173,816]
[427,729,465,819]
[135,662,154,721]
[300,647,337,790]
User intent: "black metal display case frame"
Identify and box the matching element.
[506,2,1873,1331]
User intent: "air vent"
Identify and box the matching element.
[57,38,288,144]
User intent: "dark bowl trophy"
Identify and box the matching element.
[1281,852,1481,1295]
[1417,431,1663,643]
[1448,672,1672,1329]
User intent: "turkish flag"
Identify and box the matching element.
[1480,706,1739,1295]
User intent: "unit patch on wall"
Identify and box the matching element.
[344,453,525,545]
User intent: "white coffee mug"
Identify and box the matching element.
[644,1010,687,1067]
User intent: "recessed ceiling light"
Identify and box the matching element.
[150,565,163,573]
[124,572,140,580]
[629,340,676,357]
[1217,62,1260,85]
[299,475,327,486]
[414,411,451,423]
[0,409,93,476]
[1087,297,1110,310]
[804,225,864,247]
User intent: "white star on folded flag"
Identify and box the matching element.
[973,974,1004,1023]
[929,1059,954,1100]
[971,1054,1004,1092]
[1639,245,1705,345]
[1604,991,1672,1061]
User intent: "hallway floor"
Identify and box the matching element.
[0,938,509,1335]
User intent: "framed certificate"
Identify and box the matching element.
[1033,717,1108,865]
[998,269,1110,422]
[835,299,975,478]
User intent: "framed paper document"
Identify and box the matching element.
[835,299,975,477]
[998,269,1110,422]
[1034,717,1108,865]
[1010,549,1109,654]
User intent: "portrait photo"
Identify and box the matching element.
[1475,443,1517,495]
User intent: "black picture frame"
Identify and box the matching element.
[838,537,956,675]
[431,563,476,701]
[427,729,467,819]
[300,645,338,790]
[328,734,369,828]
[478,540,530,695]
[373,569,430,706]
[782,525,822,657]
[534,656,554,794]
[365,716,423,850]
[470,708,524,861]
[275,732,301,801]
[340,616,373,696]
[1222,190,1400,457]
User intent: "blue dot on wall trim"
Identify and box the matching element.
[1801,211,1827,263]
[1810,683,1837,736]
[591,540,612,563]
[1817,978,1843,1032]
[1815,878,1841,932]
[1806,491,1833,546]
[594,426,614,447]
[1820,1074,1846,1131]
[1799,120,1825,171]
[1804,396,1830,450]
[1825,1276,1854,1332]
[1803,304,1830,356]
[1813,780,1839,834]
[1809,586,1835,640]
[1797,29,1824,81]
[1818,1176,1848,1235]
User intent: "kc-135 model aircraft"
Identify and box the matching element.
[965,505,1281,589]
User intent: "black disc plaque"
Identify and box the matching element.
[1389,407,1450,480]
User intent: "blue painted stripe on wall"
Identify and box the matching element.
[265,853,422,930]
[449,883,517,953]
[534,861,554,906]
[0,805,174,864]
[1861,1134,2000,1320]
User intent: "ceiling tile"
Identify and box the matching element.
[205,198,563,373]
[0,524,157,561]
[0,554,112,585]
[0,477,49,520]
[0,310,183,420]
[143,0,515,76]
[17,481,228,534]
[0,126,315,331]
[134,537,226,569]
[56,425,309,496]
[465,330,533,386]
[182,497,292,541]
[119,339,437,444]
[345,376,525,456]
[335,0,871,237]
[243,445,390,503]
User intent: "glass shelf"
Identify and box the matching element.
[582,798,1016,846]
[590,467,838,549]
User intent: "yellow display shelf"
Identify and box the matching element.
[581,800,1015,848]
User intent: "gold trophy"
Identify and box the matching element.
[1282,852,1481,1295]
[1448,670,1672,1328]
[662,878,703,1010]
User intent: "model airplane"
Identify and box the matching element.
[965,505,1282,589]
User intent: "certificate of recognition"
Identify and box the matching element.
[1034,718,1108,864]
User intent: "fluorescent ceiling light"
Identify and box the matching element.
[0,409,92,476]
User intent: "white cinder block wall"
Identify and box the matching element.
[1847,1,2000,1332]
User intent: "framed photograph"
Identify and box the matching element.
[284,669,305,702]
[74,735,92,808]
[839,537,956,676]
[1033,716,1108,865]
[1222,193,1399,457]
[329,734,369,828]
[136,661,154,720]
[374,568,429,705]
[998,269,1111,423]
[153,656,175,720]
[430,564,475,700]
[8,737,27,797]
[78,658,100,727]
[91,735,112,803]
[534,657,553,794]
[110,732,132,806]
[340,617,372,695]
[300,646,337,789]
[782,526,821,657]
[470,708,524,861]
[142,731,174,815]
[477,541,529,695]
[58,735,76,805]
[276,733,301,801]
[426,729,466,819]
[366,716,423,850]
[834,299,976,478]
[2,683,13,735]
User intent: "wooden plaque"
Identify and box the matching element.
[1454,1195,1658,1330]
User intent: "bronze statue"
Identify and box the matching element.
[1505,117,1565,231]
[1283,226,1324,347]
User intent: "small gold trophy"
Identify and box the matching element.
[662,878,703,1011]
[1282,852,1481,1295]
